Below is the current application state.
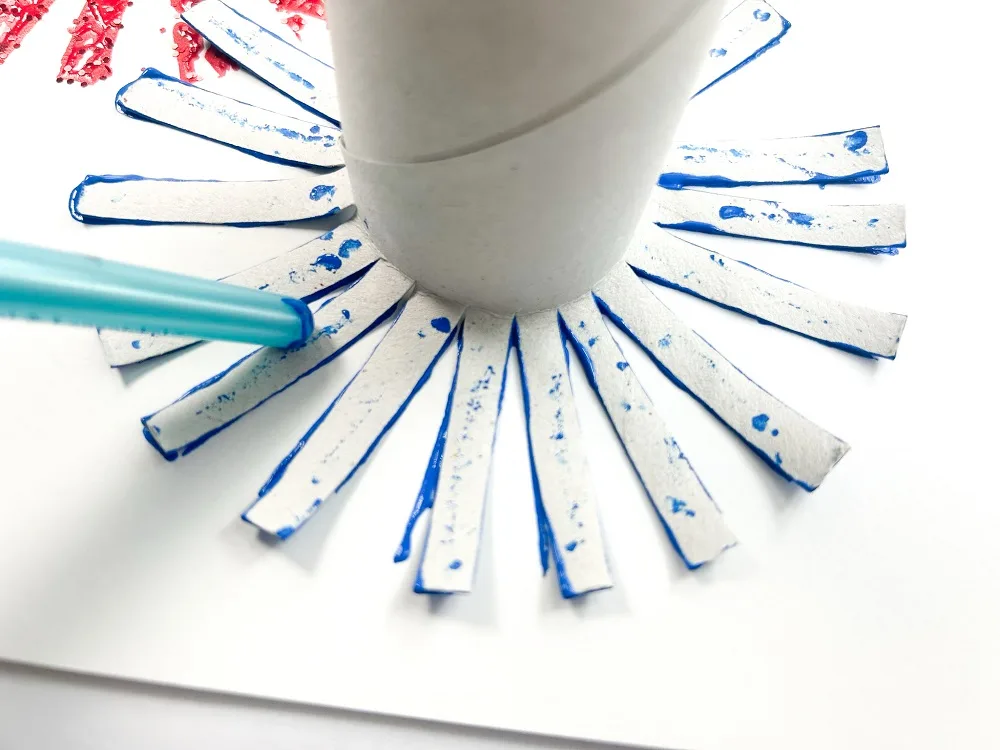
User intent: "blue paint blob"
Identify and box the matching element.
[448,559,463,570]
[565,540,578,552]
[312,253,343,271]
[775,452,783,465]
[844,130,868,152]
[309,125,321,134]
[311,476,320,485]
[622,401,632,412]
[587,336,598,347]
[342,309,351,320]
[616,361,628,371]
[258,283,270,290]
[753,9,771,21]
[719,205,751,220]
[709,47,727,57]
[868,218,880,227]
[658,334,672,348]
[430,317,451,333]
[771,428,780,437]
[751,413,770,431]
[338,238,362,258]
[785,210,815,227]
[309,184,337,201]
[131,340,141,349]
[729,148,746,158]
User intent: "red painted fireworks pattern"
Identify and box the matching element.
[0,0,56,64]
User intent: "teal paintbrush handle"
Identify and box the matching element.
[0,240,313,348]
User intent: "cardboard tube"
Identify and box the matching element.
[330,0,724,312]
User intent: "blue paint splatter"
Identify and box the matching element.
[868,218,879,227]
[309,125,321,134]
[670,497,696,517]
[430,317,451,333]
[658,334,672,348]
[785,210,814,227]
[709,48,727,57]
[621,401,632,412]
[587,336,598,347]
[719,205,751,220]
[775,452,783,465]
[338,238,362,258]
[448,559,463,570]
[729,148,747,158]
[311,476,320,485]
[258,283,270,290]
[417,330,426,338]
[751,413,770,431]
[565,540,578,552]
[309,184,337,201]
[844,130,868,152]
[616,361,628,371]
[753,9,771,21]
[312,253,342,271]
[771,428,779,437]
[131,340,141,349]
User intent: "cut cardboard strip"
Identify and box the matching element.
[141,261,413,460]
[695,0,790,96]
[560,295,737,568]
[182,0,340,124]
[515,309,613,598]
[402,310,513,594]
[69,168,352,226]
[115,68,343,169]
[243,292,465,539]
[650,187,906,254]
[99,217,380,366]
[594,263,849,490]
[659,126,888,189]
[627,227,907,359]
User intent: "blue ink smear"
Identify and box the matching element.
[616,361,628,371]
[754,9,771,21]
[709,48,727,57]
[868,218,880,227]
[309,125,321,134]
[785,210,814,227]
[751,413,770,431]
[338,237,362,258]
[309,184,336,201]
[844,130,868,152]
[565,540,578,552]
[131,340,141,349]
[312,253,342,271]
[448,559,463,570]
[430,317,451,334]
[771,428,780,437]
[719,205,751,220]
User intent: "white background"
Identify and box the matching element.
[1,1,997,748]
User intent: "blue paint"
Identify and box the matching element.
[709,48,727,57]
[751,413,770,431]
[417,330,426,338]
[692,12,790,97]
[868,218,879,227]
[309,184,337,201]
[565,540,578,552]
[131,340,141,349]
[844,130,868,152]
[621,401,632,412]
[311,476,320,484]
[771,428,780,436]
[658,334,672,347]
[616,361,628,371]
[753,9,771,21]
[785,210,814,227]
[587,336,598,347]
[312,253,342,271]
[729,148,746,158]
[670,497,696,517]
[338,238,362,258]
[775,452,783,465]
[719,205,751,220]
[309,125,321,134]
[448,559,463,570]
[430,317,451,334]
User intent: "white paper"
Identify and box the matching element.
[650,187,906,253]
[243,292,466,538]
[100,217,380,366]
[413,310,513,594]
[594,263,849,490]
[336,0,726,312]
[116,68,343,169]
[628,226,908,358]
[182,0,340,123]
[694,0,790,96]
[69,168,352,226]
[560,294,737,568]
[515,309,613,597]
[142,261,414,460]
[660,126,887,189]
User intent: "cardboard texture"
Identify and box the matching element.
[594,263,849,490]
[116,68,343,169]
[142,261,414,460]
[560,294,737,568]
[627,225,907,358]
[650,187,907,253]
[515,309,614,598]
[99,217,380,365]
[659,125,888,189]
[243,292,465,538]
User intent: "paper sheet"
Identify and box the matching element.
[69,169,352,226]
[515,309,613,598]
[650,187,906,253]
[141,261,413,460]
[560,294,737,568]
[243,292,465,538]
[116,68,343,169]
[659,126,888,189]
[410,310,513,594]
[182,0,340,123]
[627,226,907,358]
[595,264,849,490]
[99,217,380,365]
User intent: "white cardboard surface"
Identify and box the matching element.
[650,186,907,253]
[594,263,849,490]
[100,217,380,365]
[515,310,613,597]
[415,310,513,594]
[243,292,465,538]
[142,262,413,459]
[116,69,343,169]
[694,0,789,96]
[627,225,907,358]
[560,294,737,568]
